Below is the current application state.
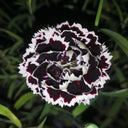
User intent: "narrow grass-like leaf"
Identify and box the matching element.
[114,65,127,88]
[0,29,23,54]
[0,28,22,41]
[8,14,28,30]
[9,41,23,54]
[82,0,89,11]
[94,0,104,26]
[107,98,123,117]
[100,28,128,56]
[8,83,19,99]
[14,83,27,100]
[26,117,47,128]
[52,106,71,116]
[14,92,36,110]
[100,98,123,128]
[112,0,123,22]
[38,117,47,128]
[39,103,51,121]
[22,106,42,120]
[72,103,89,117]
[0,8,11,21]
[28,0,32,14]
[101,88,128,98]
[0,104,22,128]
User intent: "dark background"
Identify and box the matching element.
[0,0,128,128]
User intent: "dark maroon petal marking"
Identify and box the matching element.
[28,76,37,85]
[71,53,77,61]
[89,55,98,68]
[35,88,39,93]
[81,49,88,55]
[36,39,66,53]
[47,87,60,101]
[52,31,59,36]
[36,38,46,44]
[47,87,75,103]
[67,79,91,95]
[71,26,84,36]
[36,52,59,64]
[98,56,109,69]
[58,54,69,64]
[26,62,37,74]
[24,53,34,61]
[40,89,46,98]
[89,86,97,95]
[59,24,70,31]
[61,31,80,46]
[102,72,107,77]
[45,79,59,89]
[61,91,75,103]
[72,69,82,77]
[36,43,51,53]
[87,34,97,43]
[47,64,62,81]
[83,67,101,84]
[87,34,102,56]
[81,38,87,43]
[33,62,48,80]
[22,63,25,66]
[49,38,66,51]
[74,50,80,55]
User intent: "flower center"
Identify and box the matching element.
[47,64,62,82]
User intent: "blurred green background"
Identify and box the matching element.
[0,0,128,128]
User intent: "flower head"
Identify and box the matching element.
[19,22,112,107]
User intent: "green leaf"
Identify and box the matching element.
[14,92,36,110]
[82,0,89,11]
[114,65,127,88]
[0,8,11,21]
[26,117,47,128]
[28,0,32,14]
[38,117,47,128]
[0,104,22,128]
[94,0,104,26]
[72,103,89,117]
[9,41,23,54]
[107,98,122,117]
[0,28,22,41]
[112,0,123,22]
[101,88,128,98]
[100,98,123,128]
[39,103,51,121]
[8,82,19,99]
[100,28,128,56]
[84,123,99,128]
[14,83,27,100]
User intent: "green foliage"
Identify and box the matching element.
[14,92,37,110]
[100,28,128,56]
[95,0,104,26]
[72,103,89,117]
[101,88,128,98]
[0,104,22,128]
[0,0,128,128]
[38,103,51,121]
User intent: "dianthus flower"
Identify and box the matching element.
[19,22,112,107]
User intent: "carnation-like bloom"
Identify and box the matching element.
[19,22,112,107]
